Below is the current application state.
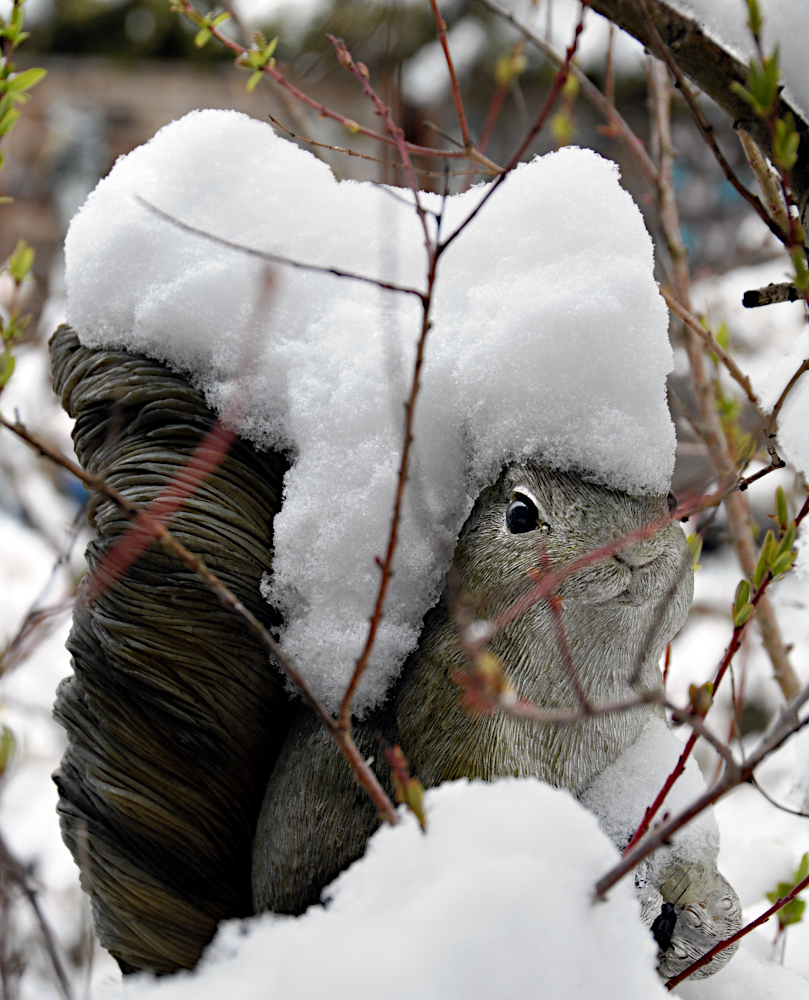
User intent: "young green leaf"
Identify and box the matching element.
[0,351,15,389]
[774,114,800,172]
[0,724,16,777]
[687,533,702,573]
[775,486,789,530]
[767,854,809,929]
[8,238,34,283]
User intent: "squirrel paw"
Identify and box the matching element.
[638,862,742,981]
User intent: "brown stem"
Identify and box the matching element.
[441,4,587,254]
[338,268,437,733]
[267,115,491,179]
[327,34,431,250]
[596,678,809,899]
[767,359,809,441]
[179,1,491,167]
[649,58,800,703]
[623,571,771,852]
[635,0,786,243]
[660,289,763,417]
[136,195,426,301]
[478,0,658,186]
[0,413,398,824]
[0,832,73,1000]
[428,0,472,149]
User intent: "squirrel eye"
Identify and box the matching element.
[667,490,678,514]
[506,495,540,534]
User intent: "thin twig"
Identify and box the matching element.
[441,3,587,254]
[0,832,73,1000]
[665,869,809,988]
[634,0,788,244]
[177,1,495,168]
[623,561,779,853]
[648,55,800,703]
[530,554,591,712]
[327,35,432,251]
[428,0,472,149]
[478,0,658,187]
[767,359,809,441]
[267,115,491,179]
[750,775,809,819]
[661,288,764,416]
[136,195,426,303]
[338,260,438,731]
[596,677,809,900]
[0,413,398,824]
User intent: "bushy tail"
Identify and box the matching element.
[50,325,293,973]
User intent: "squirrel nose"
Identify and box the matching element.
[614,544,658,570]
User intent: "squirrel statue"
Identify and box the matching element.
[50,322,741,982]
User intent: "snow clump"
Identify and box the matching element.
[96,779,668,1000]
[667,0,809,124]
[64,109,674,713]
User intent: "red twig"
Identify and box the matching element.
[623,509,800,854]
[179,2,490,166]
[441,3,587,254]
[596,677,809,900]
[327,34,431,250]
[0,412,399,824]
[80,420,238,603]
[338,263,438,732]
[428,0,472,150]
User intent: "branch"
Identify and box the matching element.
[743,281,802,308]
[441,3,587,254]
[0,832,73,1000]
[176,1,497,168]
[661,288,764,417]
[429,0,472,150]
[665,844,809,988]
[595,678,809,899]
[478,0,658,187]
[136,196,427,302]
[0,413,399,825]
[586,0,809,227]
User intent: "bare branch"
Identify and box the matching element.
[0,413,399,825]
[441,3,587,254]
[661,288,764,417]
[479,0,658,187]
[428,0,472,149]
[136,195,426,302]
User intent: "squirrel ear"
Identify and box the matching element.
[51,324,297,974]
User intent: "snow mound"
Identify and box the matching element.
[96,779,667,1000]
[64,109,674,712]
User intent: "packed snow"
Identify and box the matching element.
[94,781,669,1000]
[668,0,809,125]
[64,108,675,712]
